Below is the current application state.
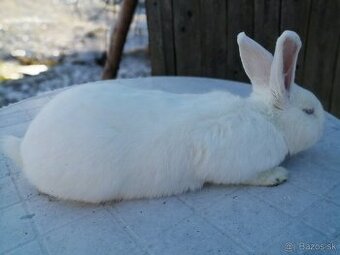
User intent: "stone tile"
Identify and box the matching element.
[285,157,340,196]
[12,171,40,201]
[263,221,332,255]
[247,182,320,217]
[325,113,340,132]
[16,96,51,111]
[201,190,291,251]
[177,184,238,210]
[0,121,30,137]
[0,103,23,117]
[6,240,44,255]
[0,176,21,209]
[35,87,68,100]
[2,155,21,175]
[331,235,340,252]
[0,110,31,128]
[34,91,59,99]
[25,107,43,119]
[25,95,51,119]
[148,215,248,255]
[25,195,100,235]
[0,203,36,253]
[289,131,340,173]
[44,210,144,255]
[325,184,340,206]
[110,196,193,242]
[0,153,10,178]
[301,200,340,238]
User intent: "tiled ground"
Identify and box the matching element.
[0,78,339,255]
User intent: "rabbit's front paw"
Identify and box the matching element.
[245,167,288,186]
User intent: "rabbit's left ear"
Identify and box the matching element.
[270,31,301,101]
[237,32,273,88]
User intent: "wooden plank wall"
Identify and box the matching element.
[146,0,340,117]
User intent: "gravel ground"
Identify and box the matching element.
[0,0,150,107]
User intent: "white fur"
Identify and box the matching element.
[1,31,324,203]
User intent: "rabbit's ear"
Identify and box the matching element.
[237,32,273,88]
[270,31,301,101]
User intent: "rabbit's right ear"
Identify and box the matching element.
[237,32,273,88]
[270,31,301,102]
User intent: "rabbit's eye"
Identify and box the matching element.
[303,108,314,115]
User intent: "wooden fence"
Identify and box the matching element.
[145,0,340,117]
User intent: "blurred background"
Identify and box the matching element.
[0,0,150,107]
[1,0,339,118]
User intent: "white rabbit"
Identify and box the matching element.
[1,31,324,203]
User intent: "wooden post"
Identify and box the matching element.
[102,0,138,79]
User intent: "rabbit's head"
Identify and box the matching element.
[237,31,324,155]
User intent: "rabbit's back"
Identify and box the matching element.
[20,83,237,202]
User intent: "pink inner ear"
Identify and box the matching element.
[283,39,298,91]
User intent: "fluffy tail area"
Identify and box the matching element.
[1,135,22,168]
